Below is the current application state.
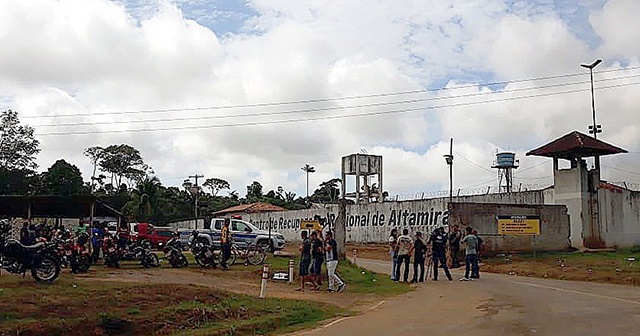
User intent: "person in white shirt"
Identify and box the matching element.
[395,228,413,282]
[324,231,346,292]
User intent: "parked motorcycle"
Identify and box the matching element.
[190,231,236,267]
[55,235,91,273]
[0,220,61,283]
[103,235,120,268]
[162,236,188,268]
[190,230,218,268]
[132,240,160,268]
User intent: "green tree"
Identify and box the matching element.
[124,176,162,222]
[246,181,263,201]
[0,110,40,171]
[203,177,230,196]
[0,168,31,195]
[310,178,342,204]
[37,159,86,196]
[84,146,104,192]
[98,144,149,187]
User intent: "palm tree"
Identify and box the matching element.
[125,176,162,222]
[301,164,316,199]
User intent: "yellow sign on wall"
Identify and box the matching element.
[497,215,541,235]
[300,220,322,231]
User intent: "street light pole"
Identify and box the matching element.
[581,59,602,139]
[443,138,454,205]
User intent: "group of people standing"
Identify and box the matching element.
[389,225,482,282]
[296,230,346,293]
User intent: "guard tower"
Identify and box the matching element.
[492,152,519,193]
[527,131,627,248]
[341,154,383,204]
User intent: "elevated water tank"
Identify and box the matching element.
[495,152,516,168]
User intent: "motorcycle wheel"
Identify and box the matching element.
[148,253,160,267]
[194,254,206,267]
[31,256,61,283]
[169,255,181,268]
[179,254,188,268]
[141,254,151,268]
[77,255,91,272]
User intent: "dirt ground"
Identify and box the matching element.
[79,258,381,311]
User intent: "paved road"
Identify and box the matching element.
[296,258,640,336]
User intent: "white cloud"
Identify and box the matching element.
[591,0,640,60]
[0,0,639,200]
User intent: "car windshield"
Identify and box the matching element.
[158,231,173,237]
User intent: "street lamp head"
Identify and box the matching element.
[581,59,602,69]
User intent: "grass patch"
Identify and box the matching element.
[337,260,411,295]
[483,249,640,286]
[126,307,141,315]
[169,297,341,336]
[265,255,411,295]
[0,275,343,335]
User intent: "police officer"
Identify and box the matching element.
[427,227,453,281]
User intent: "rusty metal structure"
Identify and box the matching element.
[492,152,519,193]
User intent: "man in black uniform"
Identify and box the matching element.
[310,230,324,289]
[427,227,453,281]
[410,231,428,283]
[448,225,462,268]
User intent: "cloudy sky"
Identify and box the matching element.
[1,0,640,199]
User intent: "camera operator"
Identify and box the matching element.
[427,227,452,281]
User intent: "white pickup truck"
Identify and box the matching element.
[183,218,286,251]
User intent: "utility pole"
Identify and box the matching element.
[188,174,204,228]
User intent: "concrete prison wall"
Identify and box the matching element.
[243,190,547,244]
[598,186,640,248]
[448,202,571,253]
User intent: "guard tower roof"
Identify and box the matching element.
[526,131,627,160]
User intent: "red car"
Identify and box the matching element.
[121,223,174,249]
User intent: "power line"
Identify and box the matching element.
[462,177,499,190]
[515,160,549,173]
[512,175,552,180]
[32,72,640,129]
[454,151,495,175]
[601,164,640,176]
[23,65,640,120]
[34,80,640,136]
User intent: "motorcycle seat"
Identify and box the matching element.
[8,239,45,250]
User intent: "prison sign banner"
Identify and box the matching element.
[497,215,541,235]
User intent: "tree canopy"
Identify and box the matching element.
[97,144,150,187]
[0,110,40,171]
